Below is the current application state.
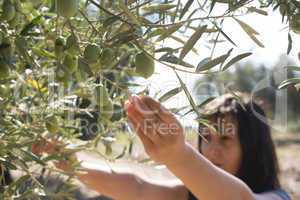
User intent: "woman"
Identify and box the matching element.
[34,94,291,200]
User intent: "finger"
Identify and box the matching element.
[133,96,166,143]
[124,99,144,122]
[140,95,177,124]
[128,115,154,149]
[131,95,156,117]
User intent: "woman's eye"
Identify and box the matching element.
[221,136,232,142]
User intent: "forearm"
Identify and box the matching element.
[75,163,143,200]
[165,143,254,200]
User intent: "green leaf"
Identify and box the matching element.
[159,54,194,68]
[278,78,300,89]
[196,49,233,72]
[118,0,141,25]
[247,7,268,16]
[156,23,183,42]
[179,0,194,20]
[183,97,216,117]
[20,149,45,166]
[174,71,200,117]
[234,18,265,48]
[32,47,56,59]
[180,25,207,60]
[8,175,31,190]
[209,0,217,14]
[155,47,177,53]
[159,87,182,102]
[234,18,259,35]
[219,29,237,47]
[142,4,177,13]
[222,52,252,71]
[287,33,292,55]
[249,34,265,48]
[284,66,300,71]
[0,157,17,170]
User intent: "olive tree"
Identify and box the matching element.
[0,0,299,198]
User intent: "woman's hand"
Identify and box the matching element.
[124,95,188,166]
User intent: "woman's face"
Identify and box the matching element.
[200,115,242,175]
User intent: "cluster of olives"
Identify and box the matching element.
[54,35,80,85]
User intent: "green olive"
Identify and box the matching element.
[65,34,80,54]
[100,48,114,68]
[111,104,124,122]
[63,53,78,73]
[8,12,21,28]
[135,52,155,79]
[84,44,100,63]
[56,0,78,18]
[1,0,16,21]
[45,115,59,134]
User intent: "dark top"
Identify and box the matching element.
[187,189,291,200]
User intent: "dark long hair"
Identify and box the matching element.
[198,94,281,193]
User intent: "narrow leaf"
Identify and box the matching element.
[180,0,194,20]
[284,66,300,71]
[222,52,252,71]
[287,33,292,55]
[196,49,232,72]
[159,87,183,102]
[234,18,259,35]
[119,0,141,25]
[247,7,268,16]
[156,23,183,42]
[278,78,300,89]
[142,4,177,13]
[249,34,265,48]
[174,71,200,117]
[159,54,194,68]
[180,25,207,59]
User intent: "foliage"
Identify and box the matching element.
[0,0,299,198]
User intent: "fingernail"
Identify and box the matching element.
[131,95,139,105]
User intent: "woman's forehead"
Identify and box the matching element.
[200,114,238,136]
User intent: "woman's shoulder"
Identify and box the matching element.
[258,189,292,200]
[272,189,291,200]
[187,189,292,200]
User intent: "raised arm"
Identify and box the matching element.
[125,95,257,200]
[73,162,188,200]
